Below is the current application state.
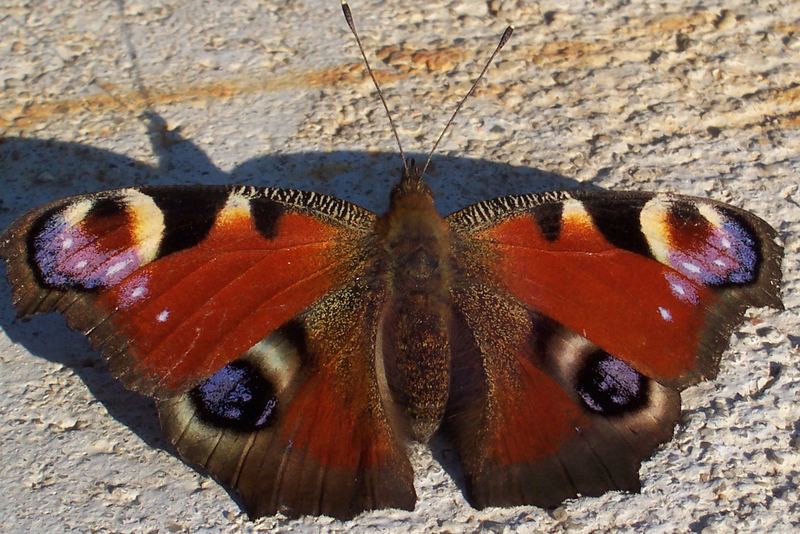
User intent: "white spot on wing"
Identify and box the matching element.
[665,272,699,304]
[658,307,672,321]
[681,261,702,274]
[721,237,732,249]
[117,274,151,309]
[75,260,88,270]
[106,259,130,277]
[156,309,170,323]
[62,237,74,249]
[670,281,686,296]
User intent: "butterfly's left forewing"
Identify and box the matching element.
[445,190,782,509]
[1,186,374,394]
[1,185,415,519]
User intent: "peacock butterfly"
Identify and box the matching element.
[0,2,784,521]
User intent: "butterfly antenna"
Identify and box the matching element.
[419,25,513,179]
[341,0,409,175]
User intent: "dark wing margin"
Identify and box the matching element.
[444,190,782,509]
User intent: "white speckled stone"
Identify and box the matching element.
[1,0,798,532]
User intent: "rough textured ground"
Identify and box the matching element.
[0,0,798,532]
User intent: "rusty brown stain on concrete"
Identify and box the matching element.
[773,84,800,106]
[777,112,800,129]
[726,110,800,132]
[773,21,800,34]
[0,61,415,131]
[701,85,800,132]
[642,11,716,33]
[2,13,794,133]
[530,39,606,66]
[301,62,365,86]
[530,11,721,67]
[0,44,469,133]
[375,44,466,72]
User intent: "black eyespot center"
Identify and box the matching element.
[575,350,649,415]
[191,360,278,431]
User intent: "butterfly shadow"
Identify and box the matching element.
[0,113,596,489]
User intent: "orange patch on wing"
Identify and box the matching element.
[560,201,611,250]
[98,212,349,390]
[280,366,396,470]
[665,209,715,253]
[488,354,585,464]
[79,209,136,255]
[482,215,713,380]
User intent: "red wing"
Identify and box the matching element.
[1,185,375,395]
[449,191,782,387]
[2,185,416,519]
[445,191,782,508]
[158,282,415,519]
[447,285,680,508]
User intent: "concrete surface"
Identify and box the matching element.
[0,0,798,532]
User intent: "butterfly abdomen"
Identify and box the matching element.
[377,189,454,442]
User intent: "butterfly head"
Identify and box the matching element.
[391,159,434,206]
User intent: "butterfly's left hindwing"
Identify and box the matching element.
[158,281,416,519]
[445,190,782,509]
[1,185,416,519]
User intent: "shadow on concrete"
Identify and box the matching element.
[0,112,596,507]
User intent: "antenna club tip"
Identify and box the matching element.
[341,0,354,27]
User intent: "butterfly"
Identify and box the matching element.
[0,3,784,522]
